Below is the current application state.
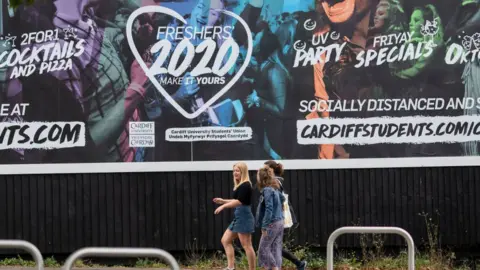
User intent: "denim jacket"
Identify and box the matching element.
[255,187,285,229]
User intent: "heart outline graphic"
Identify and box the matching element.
[126,5,253,119]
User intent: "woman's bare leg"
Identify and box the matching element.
[238,233,256,270]
[221,229,238,269]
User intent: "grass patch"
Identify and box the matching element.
[0,255,36,267]
[135,258,168,268]
[0,250,473,269]
[0,211,473,269]
[45,256,61,267]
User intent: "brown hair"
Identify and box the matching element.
[256,165,281,191]
[264,160,284,177]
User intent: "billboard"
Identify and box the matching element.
[0,0,478,174]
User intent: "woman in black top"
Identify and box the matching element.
[214,162,256,270]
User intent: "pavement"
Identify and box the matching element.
[0,268,195,270]
[0,268,196,270]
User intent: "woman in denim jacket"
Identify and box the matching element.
[264,160,307,270]
[255,165,285,270]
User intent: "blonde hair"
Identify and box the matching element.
[256,165,280,191]
[233,162,251,190]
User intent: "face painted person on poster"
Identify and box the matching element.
[306,0,379,160]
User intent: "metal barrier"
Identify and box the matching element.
[62,247,180,270]
[326,226,415,270]
[0,240,44,270]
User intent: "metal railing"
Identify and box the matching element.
[62,247,180,270]
[326,226,415,270]
[0,240,44,270]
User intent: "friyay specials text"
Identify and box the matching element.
[357,32,434,67]
[293,31,438,68]
[152,25,238,85]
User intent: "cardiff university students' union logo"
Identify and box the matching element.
[126,6,253,119]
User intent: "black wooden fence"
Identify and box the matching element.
[0,166,479,254]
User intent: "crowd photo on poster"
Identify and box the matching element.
[0,0,478,170]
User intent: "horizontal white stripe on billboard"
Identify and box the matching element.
[297,115,480,145]
[0,122,85,149]
[3,156,480,175]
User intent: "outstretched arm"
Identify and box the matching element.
[214,199,242,214]
[222,200,242,209]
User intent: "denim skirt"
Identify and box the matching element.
[228,205,255,234]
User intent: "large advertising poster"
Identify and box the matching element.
[0,0,478,174]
